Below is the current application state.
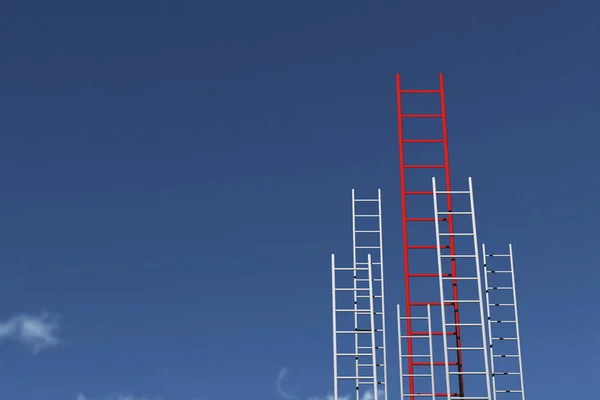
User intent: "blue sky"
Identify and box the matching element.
[0,1,598,399]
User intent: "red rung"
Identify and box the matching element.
[402,139,444,143]
[402,113,442,118]
[404,165,446,169]
[406,217,441,221]
[399,89,440,93]
[409,273,452,277]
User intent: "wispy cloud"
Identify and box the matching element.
[276,367,382,400]
[77,395,161,400]
[0,312,60,353]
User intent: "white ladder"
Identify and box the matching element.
[397,304,436,400]
[332,253,379,400]
[432,177,491,400]
[352,189,387,400]
[482,244,526,400]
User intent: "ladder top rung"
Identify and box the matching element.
[436,190,470,194]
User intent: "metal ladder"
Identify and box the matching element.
[397,304,436,400]
[432,177,491,400]
[331,253,380,400]
[482,244,526,400]
[352,189,387,400]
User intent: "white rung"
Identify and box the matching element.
[447,347,485,351]
[440,254,476,258]
[437,211,472,215]
[442,277,478,280]
[436,190,470,194]
[438,232,474,236]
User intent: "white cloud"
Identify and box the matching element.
[276,368,382,400]
[0,312,60,353]
[77,395,161,400]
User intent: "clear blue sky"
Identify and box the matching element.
[0,1,597,399]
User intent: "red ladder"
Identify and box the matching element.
[395,73,465,399]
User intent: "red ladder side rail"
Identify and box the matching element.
[395,73,465,400]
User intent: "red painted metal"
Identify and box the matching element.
[395,74,465,399]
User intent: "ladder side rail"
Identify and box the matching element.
[467,178,492,400]
[367,254,379,400]
[397,304,405,400]
[426,305,436,400]
[377,189,389,400]
[395,75,416,398]
[482,244,497,400]
[432,177,452,400]
[331,254,339,400]
[439,76,465,395]
[351,189,360,400]
[509,244,526,399]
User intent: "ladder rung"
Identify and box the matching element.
[492,337,517,340]
[490,320,516,323]
[355,230,380,233]
[335,288,370,291]
[403,139,444,143]
[443,299,481,303]
[405,191,433,195]
[336,331,377,334]
[338,376,374,380]
[495,390,523,393]
[336,353,374,356]
[488,287,513,290]
[493,372,520,375]
[437,190,470,194]
[449,371,487,375]
[487,270,511,273]
[447,323,481,327]
[356,295,383,298]
[440,254,476,258]
[356,246,380,249]
[493,354,519,358]
[437,211,472,215]
[335,268,370,271]
[486,254,510,257]
[356,262,382,265]
[402,113,442,118]
[400,335,431,339]
[489,303,515,306]
[399,89,440,93]
[405,165,446,169]
[438,233,474,236]
[355,214,379,217]
[442,277,478,280]
[354,199,378,202]
[356,278,382,282]
[447,347,485,351]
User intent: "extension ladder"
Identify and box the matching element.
[432,177,491,400]
[396,74,466,399]
[331,253,380,400]
[397,304,436,400]
[482,244,526,400]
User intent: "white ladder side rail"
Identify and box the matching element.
[351,190,360,400]
[508,244,526,400]
[397,304,436,400]
[331,254,340,400]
